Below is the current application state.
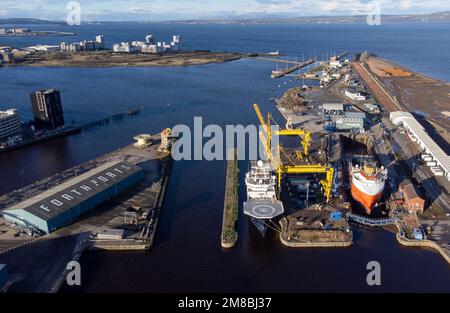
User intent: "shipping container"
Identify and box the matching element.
[426,161,437,167]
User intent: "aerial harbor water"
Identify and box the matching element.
[1,22,450,292]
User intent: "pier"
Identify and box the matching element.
[271,59,315,78]
[221,149,238,248]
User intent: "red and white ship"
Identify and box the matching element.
[350,161,387,214]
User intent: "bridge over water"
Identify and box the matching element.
[348,213,397,227]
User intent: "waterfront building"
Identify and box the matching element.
[0,52,14,63]
[30,89,65,131]
[113,34,181,54]
[113,42,141,53]
[145,34,154,44]
[141,44,158,54]
[0,109,22,143]
[95,35,105,49]
[60,35,105,52]
[345,89,368,101]
[0,28,31,35]
[3,161,145,234]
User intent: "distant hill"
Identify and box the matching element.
[161,11,450,24]
[2,12,450,25]
[0,18,63,25]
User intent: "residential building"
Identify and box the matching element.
[30,89,65,131]
[0,109,22,142]
[60,35,105,52]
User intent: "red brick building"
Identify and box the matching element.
[399,180,425,214]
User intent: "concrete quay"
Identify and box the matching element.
[0,134,173,292]
[221,149,238,248]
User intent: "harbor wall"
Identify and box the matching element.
[396,233,450,265]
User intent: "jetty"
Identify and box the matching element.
[221,149,238,248]
[271,59,315,78]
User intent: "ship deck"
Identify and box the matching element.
[243,199,284,219]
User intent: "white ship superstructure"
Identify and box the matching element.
[244,160,284,236]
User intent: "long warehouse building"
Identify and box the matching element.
[390,111,450,181]
[2,160,144,234]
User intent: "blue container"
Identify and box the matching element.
[330,211,342,221]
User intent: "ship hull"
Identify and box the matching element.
[250,217,268,237]
[350,181,383,214]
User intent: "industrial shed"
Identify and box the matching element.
[2,161,144,234]
[335,112,365,131]
[390,111,450,181]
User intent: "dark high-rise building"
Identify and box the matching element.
[30,89,65,130]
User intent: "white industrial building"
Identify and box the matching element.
[345,89,367,101]
[322,103,344,111]
[335,112,366,132]
[390,111,450,181]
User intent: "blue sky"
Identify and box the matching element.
[0,0,449,21]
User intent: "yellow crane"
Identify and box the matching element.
[253,103,334,203]
[253,103,310,159]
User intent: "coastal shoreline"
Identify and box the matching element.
[7,50,243,68]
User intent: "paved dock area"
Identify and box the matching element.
[279,205,352,247]
[421,220,450,260]
[0,135,172,292]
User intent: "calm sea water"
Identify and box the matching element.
[0,23,449,292]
